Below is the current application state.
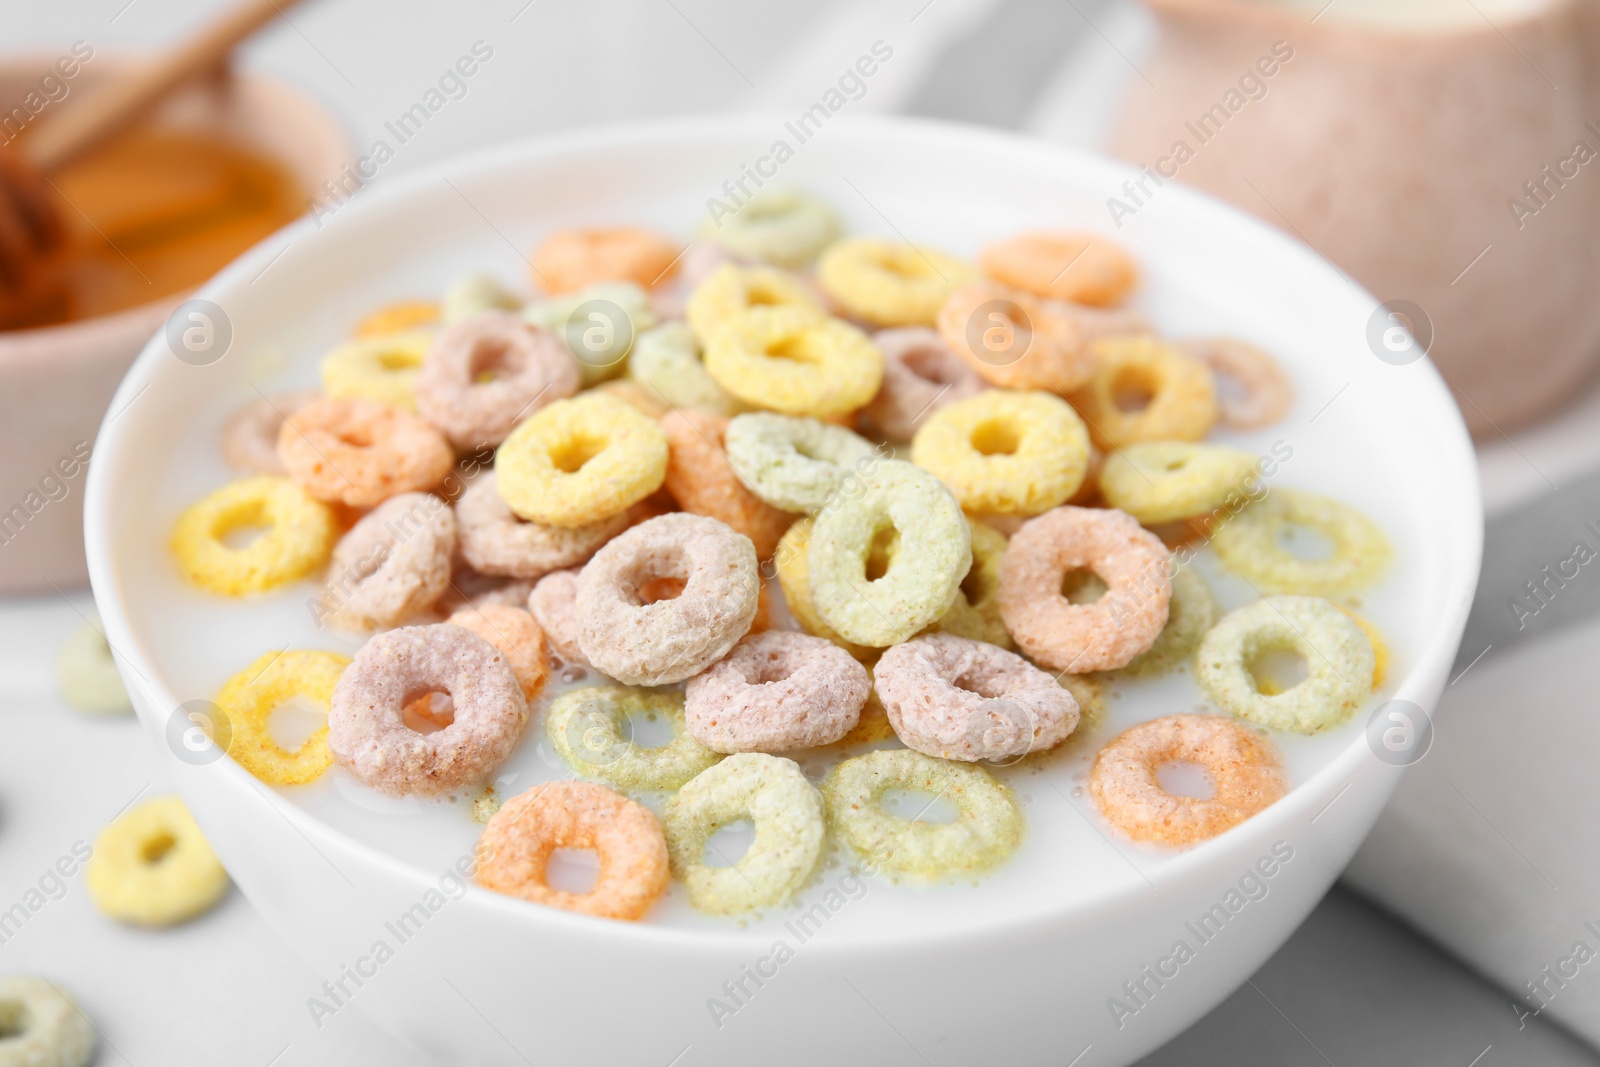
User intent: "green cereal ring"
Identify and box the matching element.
[547,686,721,791]
[1196,596,1375,733]
[698,188,841,268]
[664,753,825,914]
[524,281,656,386]
[910,390,1089,516]
[1099,442,1260,525]
[930,520,1012,649]
[725,412,879,513]
[629,322,747,416]
[1120,564,1219,678]
[808,460,971,647]
[821,748,1023,879]
[442,274,522,323]
[1212,488,1392,596]
[57,617,131,714]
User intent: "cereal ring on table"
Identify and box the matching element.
[1119,564,1219,678]
[329,624,529,797]
[875,633,1079,762]
[576,513,760,684]
[771,517,877,663]
[455,471,628,579]
[665,753,825,914]
[703,306,884,418]
[809,460,971,648]
[628,321,746,416]
[929,519,1012,649]
[686,262,823,344]
[998,506,1171,672]
[1090,714,1286,846]
[321,330,433,412]
[354,300,440,339]
[1212,488,1392,597]
[661,410,793,559]
[56,617,130,714]
[524,281,657,387]
[415,312,579,449]
[1099,442,1260,525]
[442,274,521,324]
[546,685,719,791]
[980,231,1139,307]
[685,630,870,751]
[527,569,588,667]
[822,748,1023,878]
[817,237,977,327]
[531,226,681,294]
[278,396,454,509]
[1196,596,1375,733]
[86,796,229,926]
[476,780,668,921]
[861,326,985,440]
[1180,337,1294,430]
[221,389,319,475]
[1068,337,1218,449]
[937,281,1095,393]
[320,492,455,630]
[911,390,1089,516]
[0,976,95,1067]
[697,188,841,267]
[445,604,548,702]
[495,392,669,528]
[216,649,349,785]
[724,411,878,514]
[171,476,337,596]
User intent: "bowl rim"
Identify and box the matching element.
[84,111,1484,954]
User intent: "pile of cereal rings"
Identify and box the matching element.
[165,188,1392,923]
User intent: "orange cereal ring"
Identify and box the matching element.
[277,396,455,508]
[476,780,669,921]
[1068,336,1218,449]
[979,231,1139,307]
[354,299,440,338]
[446,603,549,702]
[1178,336,1294,430]
[660,409,793,560]
[938,281,1095,393]
[532,227,681,294]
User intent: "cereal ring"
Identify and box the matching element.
[1196,596,1375,733]
[1212,489,1392,596]
[686,262,823,344]
[771,517,878,663]
[1099,442,1260,525]
[321,330,433,412]
[1068,337,1218,449]
[576,513,759,685]
[170,476,336,595]
[0,976,95,1067]
[495,392,669,527]
[278,396,454,509]
[215,649,349,784]
[524,281,657,387]
[665,753,825,914]
[724,412,878,514]
[320,492,455,630]
[455,471,628,579]
[861,326,985,440]
[980,231,1139,306]
[442,274,521,324]
[476,780,668,921]
[998,506,1171,672]
[697,188,841,267]
[531,227,681,294]
[329,624,529,796]
[703,306,884,418]
[546,685,719,790]
[685,630,869,751]
[821,748,1023,878]
[938,281,1096,393]
[929,520,1012,649]
[86,796,230,926]
[221,389,319,475]
[56,617,130,714]
[445,604,548,702]
[628,321,746,416]
[661,410,793,559]
[1180,337,1294,430]
[415,312,579,449]
[1090,714,1286,846]
[911,390,1089,516]
[817,237,977,327]
[1119,563,1219,678]
[809,461,971,647]
[355,300,439,339]
[527,569,588,667]
[874,633,1078,762]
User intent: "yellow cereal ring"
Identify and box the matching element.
[772,517,877,663]
[495,392,669,527]
[686,262,823,345]
[170,476,337,596]
[817,237,977,327]
[1069,337,1217,449]
[930,519,1012,648]
[321,329,433,412]
[216,650,350,785]
[1099,442,1260,525]
[86,796,230,927]
[703,306,883,418]
[353,300,439,339]
[910,390,1089,516]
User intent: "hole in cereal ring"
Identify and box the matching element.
[335,424,376,448]
[1247,647,1308,696]
[881,787,957,825]
[969,419,1020,457]
[0,1000,24,1040]
[1163,457,1188,472]
[1277,523,1335,562]
[546,847,600,894]
[636,575,686,604]
[221,522,270,551]
[218,499,272,550]
[903,344,958,385]
[268,694,326,755]
[403,691,455,733]
[1060,568,1109,604]
[550,433,607,473]
[468,337,518,384]
[142,831,178,865]
[1111,367,1155,413]
[628,710,674,749]
[865,525,901,582]
[1155,759,1216,801]
[764,335,818,365]
[702,818,757,868]
[376,347,416,372]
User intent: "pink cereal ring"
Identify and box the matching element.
[998,506,1171,672]
[455,471,629,580]
[329,623,529,797]
[221,389,319,475]
[323,492,456,631]
[685,630,869,752]
[874,633,1079,762]
[527,569,588,667]
[1178,337,1294,430]
[862,327,985,441]
[415,312,578,449]
[278,396,454,508]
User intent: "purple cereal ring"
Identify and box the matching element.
[576,513,759,685]
[221,389,319,475]
[455,471,629,579]
[329,623,529,796]
[415,311,578,449]
[874,633,1079,762]
[527,569,589,667]
[862,327,984,441]
[685,630,869,752]
[322,492,456,631]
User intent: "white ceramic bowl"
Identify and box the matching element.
[84,115,1481,1066]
